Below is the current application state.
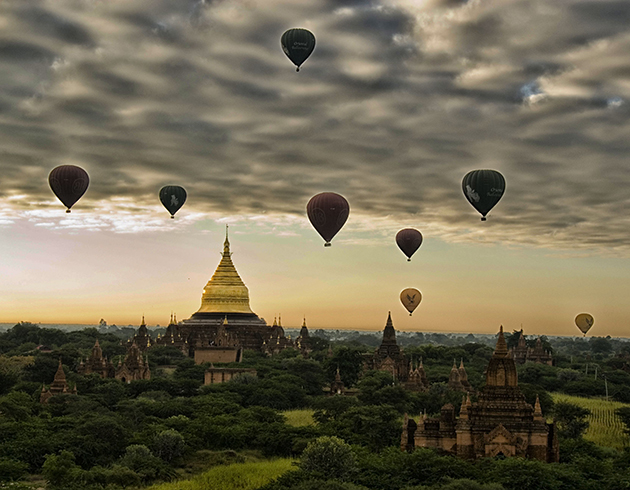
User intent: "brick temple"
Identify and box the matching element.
[402,326,559,462]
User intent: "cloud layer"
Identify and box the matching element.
[2,0,630,252]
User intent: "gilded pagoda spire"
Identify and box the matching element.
[195,225,255,315]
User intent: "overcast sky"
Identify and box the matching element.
[1,0,630,336]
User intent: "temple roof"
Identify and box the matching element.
[195,226,255,315]
[382,312,397,345]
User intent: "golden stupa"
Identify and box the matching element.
[196,227,254,315]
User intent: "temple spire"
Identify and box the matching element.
[494,325,509,357]
[223,224,230,256]
[54,358,66,381]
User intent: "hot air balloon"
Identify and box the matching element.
[400,288,422,316]
[48,165,90,213]
[462,169,506,221]
[281,28,316,72]
[396,228,423,261]
[306,192,349,247]
[575,313,594,336]
[159,185,187,219]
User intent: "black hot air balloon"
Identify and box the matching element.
[396,228,423,261]
[48,165,90,213]
[159,186,187,219]
[462,169,506,221]
[307,192,349,247]
[281,28,315,72]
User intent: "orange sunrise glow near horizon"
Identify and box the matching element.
[1,216,627,338]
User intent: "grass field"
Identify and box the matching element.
[282,409,315,427]
[552,393,630,449]
[146,459,295,490]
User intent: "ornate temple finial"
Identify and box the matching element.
[419,357,423,368]
[460,395,469,418]
[273,316,277,327]
[335,364,341,381]
[174,313,177,323]
[302,316,307,327]
[386,311,393,326]
[460,358,464,369]
[141,315,145,325]
[170,312,173,324]
[453,359,457,368]
[494,325,508,357]
[278,314,282,327]
[223,315,228,325]
[223,224,231,256]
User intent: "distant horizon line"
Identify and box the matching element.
[0,321,623,340]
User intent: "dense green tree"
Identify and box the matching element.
[554,402,591,439]
[300,436,357,480]
[324,347,366,387]
[357,371,408,409]
[615,406,630,435]
[42,450,82,490]
[152,429,185,462]
[0,458,29,481]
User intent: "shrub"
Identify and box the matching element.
[300,436,356,480]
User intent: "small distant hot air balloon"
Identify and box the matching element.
[462,169,505,221]
[306,192,349,247]
[48,165,90,213]
[396,228,423,262]
[281,28,316,72]
[575,313,594,336]
[400,288,422,316]
[159,186,187,219]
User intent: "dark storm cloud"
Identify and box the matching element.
[1,0,630,251]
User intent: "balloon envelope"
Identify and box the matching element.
[575,313,594,336]
[159,186,187,218]
[306,192,349,246]
[281,28,316,71]
[48,165,89,213]
[396,228,423,261]
[400,288,422,316]
[462,169,505,221]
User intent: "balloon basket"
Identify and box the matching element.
[481,217,487,221]
[409,313,412,317]
[170,216,174,219]
[324,242,331,247]
[296,67,300,72]
[407,258,411,262]
[66,209,71,213]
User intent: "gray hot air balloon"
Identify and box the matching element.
[281,28,316,72]
[159,186,187,219]
[462,170,506,221]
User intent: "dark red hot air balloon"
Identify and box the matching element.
[396,228,423,261]
[48,165,90,213]
[307,192,349,247]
